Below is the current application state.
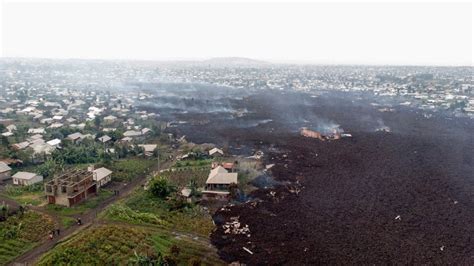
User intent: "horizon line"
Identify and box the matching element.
[1,56,472,68]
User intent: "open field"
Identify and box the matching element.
[38,224,224,265]
[108,159,156,182]
[1,184,45,206]
[161,168,209,188]
[102,189,214,236]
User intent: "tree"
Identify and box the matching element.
[153,147,159,158]
[188,177,200,197]
[149,177,175,199]
[94,116,101,128]
[37,159,58,178]
[1,136,9,146]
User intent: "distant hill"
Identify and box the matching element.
[201,57,269,67]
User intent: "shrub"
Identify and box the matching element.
[149,177,175,199]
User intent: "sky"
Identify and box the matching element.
[1,0,473,66]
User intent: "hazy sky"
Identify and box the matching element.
[1,1,473,65]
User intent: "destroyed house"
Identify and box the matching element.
[44,169,97,207]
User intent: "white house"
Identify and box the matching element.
[2,132,14,137]
[123,130,142,138]
[12,172,43,186]
[98,135,112,143]
[28,128,46,134]
[92,167,113,187]
[6,124,17,132]
[46,138,61,148]
[0,162,12,181]
[209,147,224,157]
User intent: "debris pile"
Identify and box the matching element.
[222,216,251,236]
[300,127,345,141]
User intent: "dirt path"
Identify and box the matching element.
[11,156,177,266]
[0,195,21,210]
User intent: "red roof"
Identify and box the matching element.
[222,162,234,169]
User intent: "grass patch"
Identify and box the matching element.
[160,168,209,188]
[1,184,45,206]
[108,159,155,182]
[102,190,214,236]
[174,159,212,168]
[60,216,77,228]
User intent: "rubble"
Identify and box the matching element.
[222,216,251,236]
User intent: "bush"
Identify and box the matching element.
[149,177,175,199]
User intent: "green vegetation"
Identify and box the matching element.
[160,168,209,188]
[0,211,54,265]
[108,159,155,182]
[51,140,104,164]
[38,224,224,265]
[174,158,212,169]
[102,189,214,236]
[38,225,153,265]
[60,216,77,229]
[1,184,45,206]
[149,177,175,199]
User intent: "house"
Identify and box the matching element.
[44,169,97,207]
[28,128,46,134]
[141,128,152,135]
[138,144,157,157]
[49,122,64,129]
[6,124,16,132]
[12,172,43,186]
[40,118,54,124]
[98,135,112,143]
[103,115,117,123]
[2,132,14,137]
[0,162,12,181]
[11,141,30,150]
[209,147,224,157]
[180,187,193,203]
[67,132,84,143]
[27,134,44,143]
[46,138,61,148]
[31,143,56,157]
[123,130,142,138]
[66,117,77,124]
[222,162,236,172]
[120,136,133,143]
[91,166,113,187]
[203,166,238,199]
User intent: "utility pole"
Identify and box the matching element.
[156,149,160,173]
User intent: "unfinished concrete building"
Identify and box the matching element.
[44,169,97,207]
